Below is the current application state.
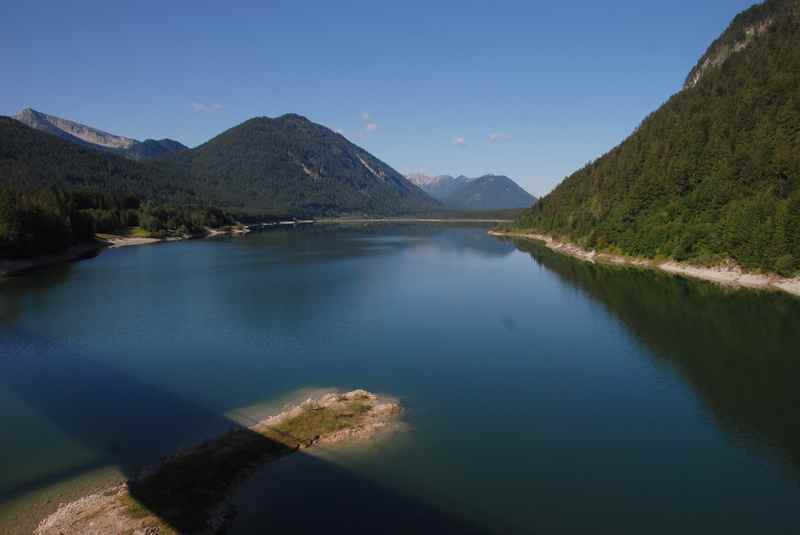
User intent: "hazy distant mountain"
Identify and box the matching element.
[406,174,472,201]
[406,172,535,209]
[14,108,187,160]
[443,174,536,209]
[158,114,440,216]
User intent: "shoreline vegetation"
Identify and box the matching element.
[490,230,800,298]
[0,228,235,278]
[0,217,512,278]
[34,390,402,535]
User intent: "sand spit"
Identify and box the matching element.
[35,390,402,535]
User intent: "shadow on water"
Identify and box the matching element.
[0,242,484,533]
[512,238,800,476]
[0,327,486,532]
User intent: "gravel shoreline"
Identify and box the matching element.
[491,230,800,298]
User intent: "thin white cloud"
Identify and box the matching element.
[489,132,512,143]
[358,112,379,134]
[191,102,223,113]
[452,136,466,147]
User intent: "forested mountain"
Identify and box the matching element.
[0,117,228,257]
[408,173,535,209]
[14,108,188,160]
[0,117,191,199]
[0,111,444,256]
[158,114,439,216]
[513,0,800,276]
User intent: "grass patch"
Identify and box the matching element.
[271,400,372,443]
[124,395,376,533]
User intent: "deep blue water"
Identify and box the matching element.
[1,224,799,534]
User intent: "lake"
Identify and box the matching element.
[1,224,799,534]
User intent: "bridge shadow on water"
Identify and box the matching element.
[0,327,487,533]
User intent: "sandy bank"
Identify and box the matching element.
[98,235,163,248]
[491,230,800,298]
[35,389,402,535]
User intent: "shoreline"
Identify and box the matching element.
[318,217,513,224]
[490,230,800,298]
[35,389,402,535]
[1,226,251,279]
[0,242,103,277]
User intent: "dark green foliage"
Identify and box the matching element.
[125,138,188,161]
[138,203,232,238]
[686,0,800,88]
[515,2,800,276]
[0,116,196,201]
[0,119,233,257]
[157,114,439,216]
[0,185,93,257]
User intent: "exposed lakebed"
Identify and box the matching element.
[2,224,800,534]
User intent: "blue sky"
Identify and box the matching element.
[2,0,756,196]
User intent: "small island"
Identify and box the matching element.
[34,390,401,535]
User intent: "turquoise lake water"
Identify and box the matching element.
[1,224,799,533]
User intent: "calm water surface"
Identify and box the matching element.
[1,224,799,534]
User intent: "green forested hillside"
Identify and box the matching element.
[0,117,229,257]
[158,114,439,216]
[0,112,440,257]
[514,0,800,276]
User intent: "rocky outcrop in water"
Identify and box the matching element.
[34,390,402,535]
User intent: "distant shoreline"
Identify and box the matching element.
[491,230,800,298]
[318,217,513,224]
[0,221,512,279]
[0,226,250,278]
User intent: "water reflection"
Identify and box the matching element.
[512,238,800,475]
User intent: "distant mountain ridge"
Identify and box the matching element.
[406,173,535,209]
[158,114,439,216]
[0,116,193,200]
[406,173,472,200]
[14,108,188,160]
[9,109,436,216]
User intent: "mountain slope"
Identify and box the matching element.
[159,114,439,216]
[0,117,229,257]
[14,108,188,160]
[0,116,193,200]
[406,174,472,201]
[443,174,536,210]
[513,0,800,276]
[407,173,535,209]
